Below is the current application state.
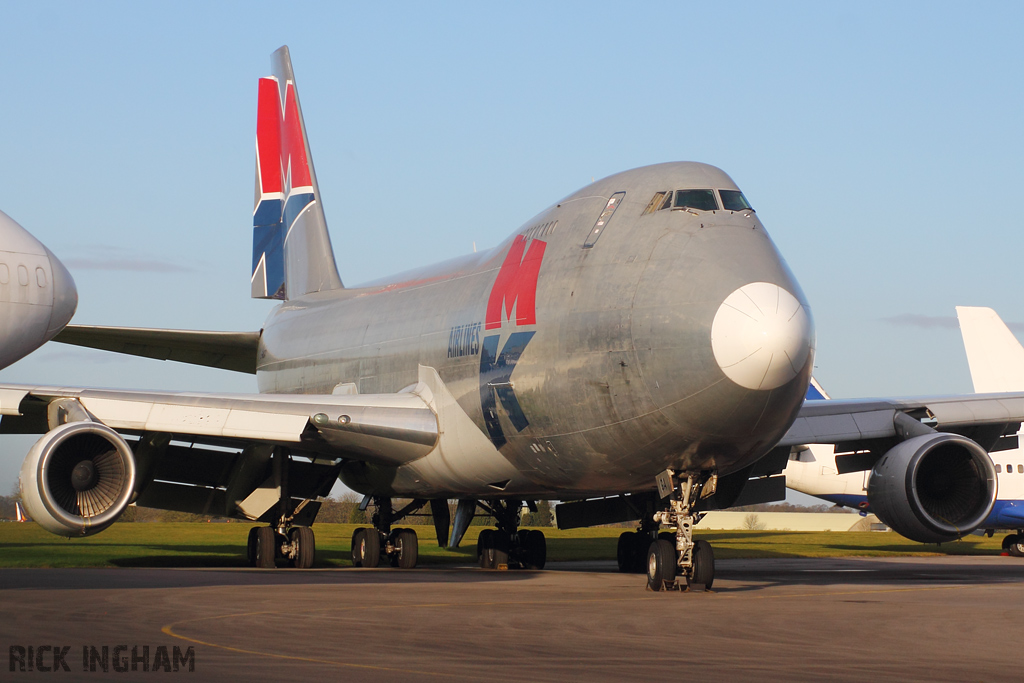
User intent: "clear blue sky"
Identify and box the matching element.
[1,2,1022,500]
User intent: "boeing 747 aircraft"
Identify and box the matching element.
[8,47,1022,592]
[0,210,77,369]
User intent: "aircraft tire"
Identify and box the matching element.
[246,527,259,567]
[395,528,418,569]
[691,539,715,590]
[477,529,495,568]
[491,532,510,569]
[290,526,315,569]
[631,534,649,573]
[351,528,365,566]
[360,529,381,568]
[1010,535,1024,558]
[522,529,546,569]
[646,539,676,591]
[617,532,638,572]
[255,527,277,569]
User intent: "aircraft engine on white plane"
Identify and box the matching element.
[18,421,136,537]
[867,433,997,543]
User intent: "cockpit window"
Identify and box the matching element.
[673,189,718,212]
[720,189,753,212]
[643,192,669,215]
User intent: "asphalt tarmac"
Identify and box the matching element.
[2,556,1022,682]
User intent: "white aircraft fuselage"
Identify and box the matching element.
[0,211,77,370]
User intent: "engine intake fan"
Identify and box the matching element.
[868,432,997,543]
[19,421,136,537]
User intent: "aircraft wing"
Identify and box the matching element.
[3,381,441,527]
[52,325,261,374]
[0,383,438,466]
[777,391,1024,472]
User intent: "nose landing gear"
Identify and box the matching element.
[646,471,716,592]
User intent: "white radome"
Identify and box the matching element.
[711,282,813,390]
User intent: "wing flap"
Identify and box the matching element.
[53,325,262,374]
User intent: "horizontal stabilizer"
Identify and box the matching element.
[53,325,261,374]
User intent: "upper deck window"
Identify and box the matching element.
[673,189,718,212]
[720,189,754,212]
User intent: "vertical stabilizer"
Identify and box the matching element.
[252,46,343,300]
[956,306,1024,393]
[15,501,26,522]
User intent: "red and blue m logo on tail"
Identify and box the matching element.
[251,76,315,299]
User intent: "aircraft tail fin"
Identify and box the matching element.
[251,46,343,300]
[15,501,26,522]
[805,376,831,400]
[956,306,1024,393]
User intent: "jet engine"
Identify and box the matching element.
[19,421,136,537]
[867,432,996,543]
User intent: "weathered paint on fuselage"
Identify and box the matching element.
[256,162,813,498]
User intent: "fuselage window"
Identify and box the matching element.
[996,464,1002,473]
[720,189,754,212]
[1019,464,1023,474]
[673,189,718,212]
[643,192,669,215]
[584,192,625,248]
[35,267,46,288]
[0,263,8,285]
[17,265,28,287]
[1007,464,1012,473]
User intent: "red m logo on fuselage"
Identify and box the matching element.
[485,235,547,330]
[256,77,311,195]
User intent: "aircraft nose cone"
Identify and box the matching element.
[45,247,77,339]
[711,282,812,390]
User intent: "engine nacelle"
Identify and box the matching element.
[868,432,996,543]
[18,421,136,537]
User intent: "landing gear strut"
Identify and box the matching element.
[646,471,715,591]
[351,497,424,569]
[475,500,547,570]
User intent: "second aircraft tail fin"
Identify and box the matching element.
[251,46,343,300]
[956,306,1024,393]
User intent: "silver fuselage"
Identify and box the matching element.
[256,162,813,498]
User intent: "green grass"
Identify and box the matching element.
[0,522,1010,568]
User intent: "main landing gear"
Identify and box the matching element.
[476,500,547,570]
[1002,530,1024,557]
[351,497,424,569]
[635,471,716,592]
[246,524,316,569]
[245,447,320,569]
